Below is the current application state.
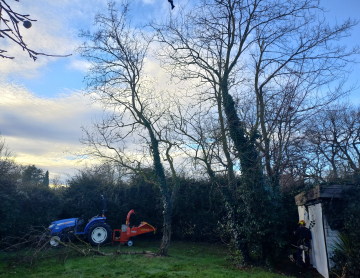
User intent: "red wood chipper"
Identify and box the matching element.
[112,209,156,246]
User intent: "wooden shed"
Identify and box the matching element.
[295,185,353,278]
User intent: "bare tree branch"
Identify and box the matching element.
[0,0,71,60]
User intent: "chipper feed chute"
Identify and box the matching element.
[112,210,156,246]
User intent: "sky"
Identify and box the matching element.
[1,0,360,184]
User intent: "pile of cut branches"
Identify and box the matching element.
[0,227,156,268]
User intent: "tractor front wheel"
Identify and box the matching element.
[87,223,112,246]
[49,233,62,247]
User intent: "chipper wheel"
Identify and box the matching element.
[87,223,112,246]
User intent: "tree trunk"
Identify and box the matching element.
[157,206,172,256]
[221,81,262,181]
[217,90,236,188]
[143,119,172,256]
[220,79,263,265]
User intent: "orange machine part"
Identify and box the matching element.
[112,210,156,245]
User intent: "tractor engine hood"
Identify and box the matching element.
[48,218,77,233]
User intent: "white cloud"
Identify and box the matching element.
[0,0,107,78]
[141,0,156,4]
[67,59,92,72]
[0,80,103,180]
[0,0,205,183]
[0,0,183,181]
[0,0,189,78]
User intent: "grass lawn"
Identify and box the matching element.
[0,240,296,278]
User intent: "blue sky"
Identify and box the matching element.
[1,0,360,183]
[9,58,86,98]
[5,0,360,101]
[324,0,360,104]
[2,0,173,97]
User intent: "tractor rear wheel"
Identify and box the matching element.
[87,223,112,246]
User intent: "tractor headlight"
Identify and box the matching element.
[48,224,54,229]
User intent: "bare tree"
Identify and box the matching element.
[305,105,360,182]
[0,134,20,181]
[167,92,237,186]
[249,5,358,187]
[153,0,359,263]
[0,0,70,60]
[77,2,178,256]
[154,0,358,182]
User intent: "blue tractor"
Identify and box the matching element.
[47,195,112,247]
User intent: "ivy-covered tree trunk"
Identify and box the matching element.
[220,79,266,264]
[221,81,262,179]
[216,90,236,187]
[143,120,172,256]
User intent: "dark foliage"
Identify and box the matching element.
[0,179,61,242]
[223,182,298,266]
[1,161,299,268]
[22,165,48,187]
[0,178,21,239]
[323,187,360,277]
[1,166,228,244]
[172,178,225,241]
[60,170,226,242]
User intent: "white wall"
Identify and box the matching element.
[298,204,329,278]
